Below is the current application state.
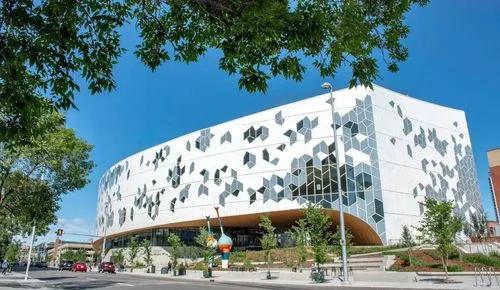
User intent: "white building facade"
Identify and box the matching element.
[95,85,482,248]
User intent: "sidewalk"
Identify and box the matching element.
[0,271,48,289]
[117,268,497,289]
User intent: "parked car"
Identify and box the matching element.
[98,262,116,273]
[72,262,88,272]
[59,261,73,271]
[38,261,48,268]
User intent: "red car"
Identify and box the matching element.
[72,263,88,272]
[98,262,116,273]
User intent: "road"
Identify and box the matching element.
[1,268,446,289]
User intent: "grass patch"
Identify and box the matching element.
[463,253,500,268]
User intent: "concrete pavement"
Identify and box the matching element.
[118,268,498,289]
[1,267,498,289]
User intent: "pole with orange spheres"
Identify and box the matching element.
[214,206,232,269]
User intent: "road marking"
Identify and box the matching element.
[116,282,134,287]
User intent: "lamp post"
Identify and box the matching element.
[321,82,349,283]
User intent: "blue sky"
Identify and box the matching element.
[40,0,500,243]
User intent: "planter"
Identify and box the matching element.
[203,268,212,278]
[173,269,178,276]
[266,271,272,280]
[311,272,325,283]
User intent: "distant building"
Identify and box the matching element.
[487,221,500,238]
[32,242,55,262]
[48,239,94,265]
[487,149,500,222]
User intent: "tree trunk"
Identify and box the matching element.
[408,249,412,266]
[441,255,448,280]
[267,252,271,274]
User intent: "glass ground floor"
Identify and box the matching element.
[104,227,295,251]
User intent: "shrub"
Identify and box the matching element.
[229,251,246,264]
[448,247,461,260]
[447,265,463,272]
[192,261,205,271]
[430,264,463,272]
[243,259,255,271]
[135,261,145,268]
[395,252,410,265]
[463,254,500,267]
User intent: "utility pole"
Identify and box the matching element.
[24,224,36,281]
[322,82,349,283]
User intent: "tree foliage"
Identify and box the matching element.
[112,248,125,267]
[401,225,415,266]
[132,0,429,93]
[167,233,182,269]
[61,249,87,262]
[0,0,129,144]
[288,218,308,271]
[141,239,153,267]
[302,203,332,265]
[416,198,462,280]
[74,249,87,262]
[464,212,488,243]
[128,236,140,267]
[5,240,21,264]
[259,213,277,274]
[61,250,75,262]
[92,251,101,263]
[194,227,216,271]
[331,225,353,258]
[0,0,429,144]
[0,112,94,239]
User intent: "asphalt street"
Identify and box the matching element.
[0,268,446,290]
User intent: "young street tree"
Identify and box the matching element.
[464,212,488,244]
[194,227,217,277]
[112,249,125,268]
[128,236,141,268]
[0,0,429,145]
[288,219,308,272]
[259,213,277,277]
[416,198,462,280]
[302,203,332,267]
[167,233,182,270]
[401,225,415,266]
[331,225,353,259]
[141,239,153,269]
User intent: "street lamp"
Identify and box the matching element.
[321,82,349,283]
